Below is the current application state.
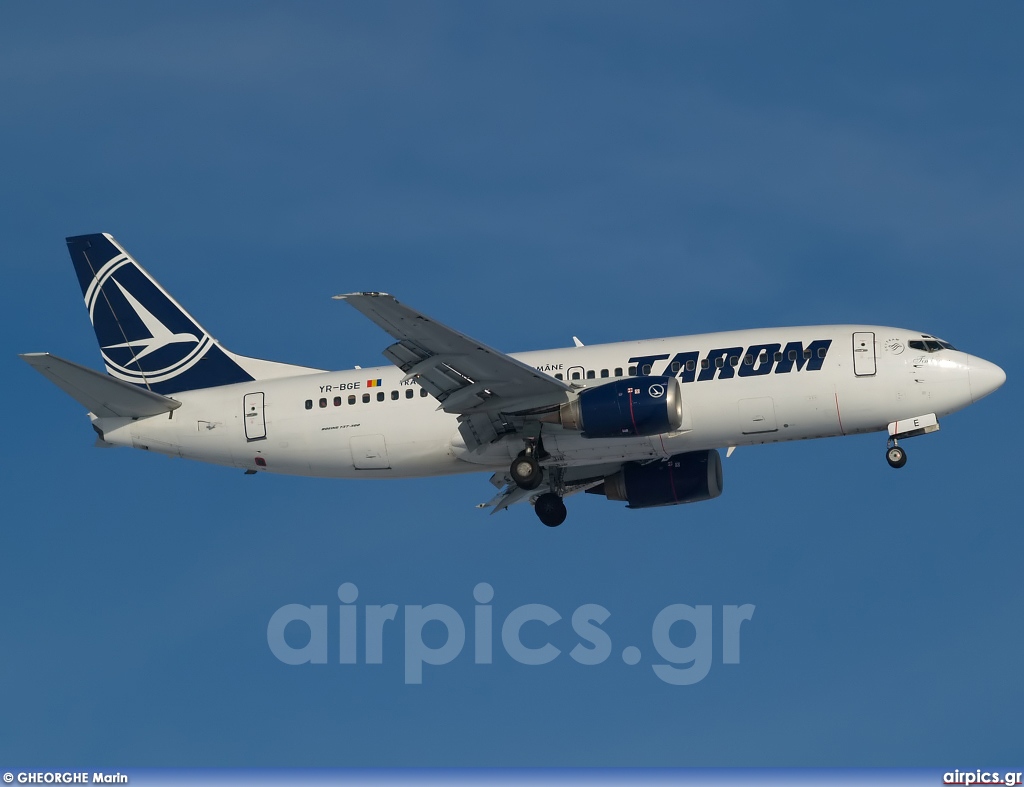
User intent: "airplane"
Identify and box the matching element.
[21,233,1006,527]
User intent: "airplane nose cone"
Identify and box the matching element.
[967,356,1006,403]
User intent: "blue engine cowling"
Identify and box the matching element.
[587,450,723,509]
[557,376,683,438]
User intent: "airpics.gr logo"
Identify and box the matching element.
[85,253,212,385]
[267,582,756,685]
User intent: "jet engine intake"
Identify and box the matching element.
[554,376,683,438]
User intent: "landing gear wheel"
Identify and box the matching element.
[886,445,907,469]
[534,493,567,527]
[510,452,542,490]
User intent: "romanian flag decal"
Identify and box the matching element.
[367,379,382,388]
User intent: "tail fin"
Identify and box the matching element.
[66,233,318,394]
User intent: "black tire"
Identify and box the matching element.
[886,445,907,469]
[534,493,567,527]
[510,452,542,490]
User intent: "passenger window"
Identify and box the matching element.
[586,370,595,379]
[818,347,827,358]
[405,389,414,399]
[571,371,581,380]
[641,364,652,375]
[377,391,385,402]
[319,398,327,408]
[391,390,399,400]
[774,352,782,362]
[788,350,797,361]
[715,357,725,369]
[304,399,312,410]
[614,367,623,377]
[671,361,680,373]
[348,395,356,405]
[333,396,342,407]
[555,373,563,380]
[685,360,695,372]
[600,369,609,378]
[730,356,739,367]
[420,388,428,397]
[743,354,753,365]
[628,366,637,375]
[759,352,768,363]
[362,393,370,403]
[803,349,811,359]
[702,359,710,370]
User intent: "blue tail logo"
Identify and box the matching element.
[68,234,253,394]
[99,278,201,364]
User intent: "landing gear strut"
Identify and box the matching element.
[886,439,907,469]
[534,492,567,527]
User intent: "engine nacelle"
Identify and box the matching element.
[587,449,723,509]
[555,376,683,438]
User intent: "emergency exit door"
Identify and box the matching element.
[738,397,778,434]
[243,392,267,441]
[852,332,876,376]
[351,434,391,469]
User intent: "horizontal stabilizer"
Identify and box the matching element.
[19,353,181,418]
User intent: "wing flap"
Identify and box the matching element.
[20,352,181,418]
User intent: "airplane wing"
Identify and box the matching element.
[335,292,574,448]
[20,352,182,418]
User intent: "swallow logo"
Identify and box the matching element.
[101,279,199,362]
[648,383,666,398]
[86,254,213,385]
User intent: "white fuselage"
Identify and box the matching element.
[92,325,987,479]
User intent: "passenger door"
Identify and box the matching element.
[243,392,267,441]
[852,332,876,376]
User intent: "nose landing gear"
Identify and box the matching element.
[885,413,939,469]
[886,440,907,469]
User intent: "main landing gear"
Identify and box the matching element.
[510,450,542,490]
[510,435,548,491]
[534,492,567,528]
[886,438,907,469]
[509,436,567,527]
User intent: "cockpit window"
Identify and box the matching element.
[909,339,957,353]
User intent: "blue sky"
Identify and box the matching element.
[1,2,1021,767]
